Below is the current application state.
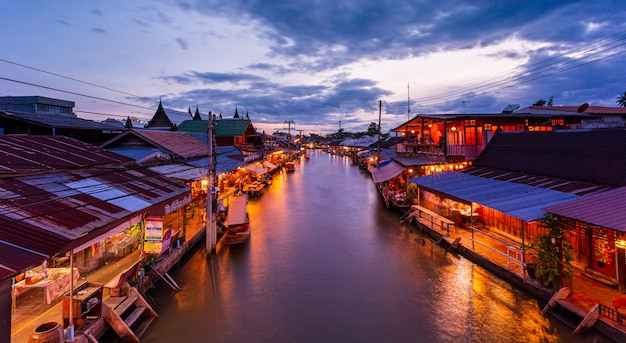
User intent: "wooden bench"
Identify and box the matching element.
[104,261,141,297]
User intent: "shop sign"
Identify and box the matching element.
[144,216,164,254]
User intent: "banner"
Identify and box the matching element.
[144,216,164,254]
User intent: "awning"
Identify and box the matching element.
[246,163,267,175]
[263,161,278,171]
[409,171,580,222]
[226,195,248,226]
[150,163,205,181]
[0,166,191,280]
[370,161,405,183]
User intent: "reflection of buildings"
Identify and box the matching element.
[407,129,626,287]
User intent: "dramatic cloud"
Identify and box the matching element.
[2,0,626,133]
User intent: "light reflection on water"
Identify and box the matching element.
[142,151,589,343]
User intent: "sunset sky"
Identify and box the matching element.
[2,0,626,134]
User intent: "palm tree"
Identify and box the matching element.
[617,91,626,107]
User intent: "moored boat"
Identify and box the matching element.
[223,194,250,244]
[285,161,296,172]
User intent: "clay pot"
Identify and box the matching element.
[28,322,64,343]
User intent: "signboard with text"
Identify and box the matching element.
[144,216,163,254]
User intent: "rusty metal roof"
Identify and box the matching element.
[0,137,190,280]
[0,135,133,175]
[100,129,208,160]
[544,186,626,231]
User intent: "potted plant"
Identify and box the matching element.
[527,213,574,289]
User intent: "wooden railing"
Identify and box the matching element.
[398,143,444,156]
[599,303,625,325]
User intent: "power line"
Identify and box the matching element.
[0,58,144,98]
[403,31,626,108]
[0,77,154,111]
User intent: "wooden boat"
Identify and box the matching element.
[223,195,250,244]
[285,161,296,172]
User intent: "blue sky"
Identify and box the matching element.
[2,0,626,134]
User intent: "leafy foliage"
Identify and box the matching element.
[616,91,626,107]
[528,213,574,287]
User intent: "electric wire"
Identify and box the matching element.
[0,58,144,99]
[412,32,626,105]
[0,77,154,111]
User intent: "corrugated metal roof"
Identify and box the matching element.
[409,171,580,222]
[544,186,626,231]
[0,135,133,175]
[0,111,122,130]
[0,163,190,281]
[464,166,613,195]
[149,163,205,181]
[100,129,208,160]
[473,129,626,187]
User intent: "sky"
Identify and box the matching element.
[2,0,626,135]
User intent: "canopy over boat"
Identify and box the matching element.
[227,195,249,226]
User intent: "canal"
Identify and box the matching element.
[141,150,586,343]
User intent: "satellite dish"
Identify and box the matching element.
[501,104,520,113]
[577,103,589,113]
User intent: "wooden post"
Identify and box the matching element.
[618,247,626,293]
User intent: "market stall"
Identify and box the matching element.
[12,267,80,309]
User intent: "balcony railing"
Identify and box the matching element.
[398,143,444,157]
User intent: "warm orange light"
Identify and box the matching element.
[451,126,457,131]
[616,240,626,249]
[428,124,432,128]
[430,166,435,171]
[408,168,413,173]
[411,129,415,134]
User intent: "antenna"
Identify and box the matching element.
[407,82,411,120]
[461,100,469,114]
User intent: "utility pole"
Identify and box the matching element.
[206,112,217,254]
[377,100,382,167]
[284,120,295,159]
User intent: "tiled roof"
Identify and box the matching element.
[527,105,626,115]
[217,119,252,136]
[178,119,208,133]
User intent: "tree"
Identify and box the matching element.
[533,99,547,106]
[617,91,626,107]
[547,96,554,107]
[527,213,574,288]
[366,122,379,136]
